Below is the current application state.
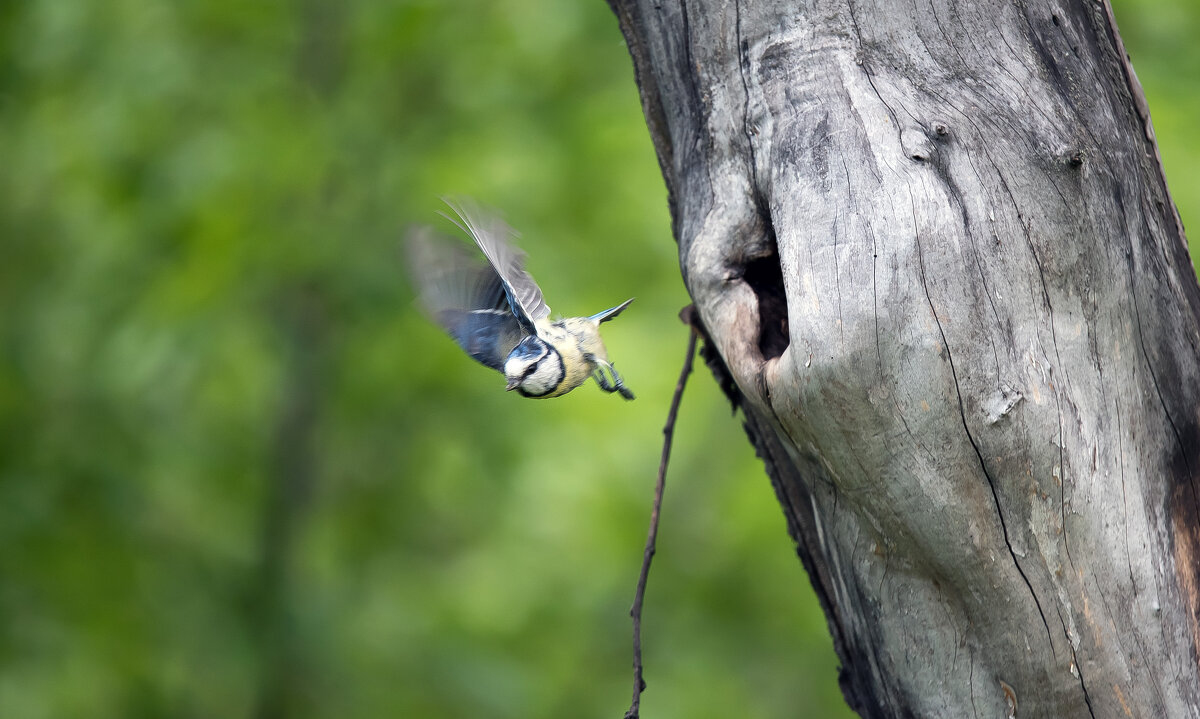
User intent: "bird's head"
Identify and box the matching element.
[504,335,565,397]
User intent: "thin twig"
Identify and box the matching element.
[624,308,699,719]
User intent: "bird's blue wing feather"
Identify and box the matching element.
[406,225,528,373]
[438,198,550,335]
[437,309,524,371]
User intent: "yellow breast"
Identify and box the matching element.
[534,318,608,397]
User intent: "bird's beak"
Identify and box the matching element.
[505,380,518,391]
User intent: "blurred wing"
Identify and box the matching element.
[438,197,550,334]
[406,226,526,372]
[432,308,524,372]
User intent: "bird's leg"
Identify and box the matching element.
[592,367,616,392]
[588,356,618,392]
[593,358,635,400]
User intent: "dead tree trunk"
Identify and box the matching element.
[608,0,1200,716]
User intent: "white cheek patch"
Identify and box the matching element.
[523,360,560,394]
[514,350,565,397]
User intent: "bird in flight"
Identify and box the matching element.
[408,198,635,400]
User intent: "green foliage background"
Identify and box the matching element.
[0,2,1195,718]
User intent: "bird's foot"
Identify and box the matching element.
[593,360,635,401]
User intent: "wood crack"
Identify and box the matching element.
[846,0,906,153]
[908,187,1057,654]
[734,0,759,181]
[1115,183,1197,493]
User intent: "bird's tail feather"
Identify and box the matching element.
[589,297,635,323]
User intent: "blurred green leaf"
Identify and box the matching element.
[0,1,1193,718]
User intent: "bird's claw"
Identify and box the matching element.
[593,361,635,400]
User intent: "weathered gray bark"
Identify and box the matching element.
[608,0,1200,716]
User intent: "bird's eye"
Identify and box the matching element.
[522,361,539,379]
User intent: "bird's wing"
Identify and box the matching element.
[406,225,527,372]
[438,197,550,335]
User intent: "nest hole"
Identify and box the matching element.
[743,240,789,362]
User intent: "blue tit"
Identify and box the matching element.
[407,198,635,400]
